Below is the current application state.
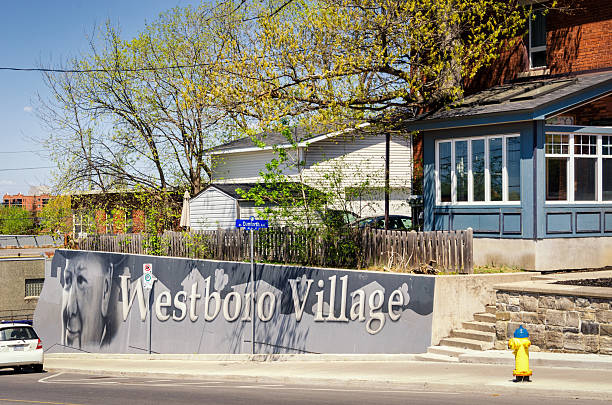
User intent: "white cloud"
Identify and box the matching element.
[0,180,15,186]
[23,106,33,113]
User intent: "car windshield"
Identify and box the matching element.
[0,326,38,341]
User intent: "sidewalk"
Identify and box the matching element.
[43,351,612,400]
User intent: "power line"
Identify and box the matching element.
[0,150,44,154]
[0,166,54,172]
[0,64,212,74]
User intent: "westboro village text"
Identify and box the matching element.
[119,273,409,335]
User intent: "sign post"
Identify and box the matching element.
[235,216,268,354]
[143,263,154,355]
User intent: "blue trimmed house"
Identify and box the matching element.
[407,72,612,270]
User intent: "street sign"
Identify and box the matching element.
[143,263,154,289]
[235,216,269,230]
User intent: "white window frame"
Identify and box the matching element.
[435,134,521,206]
[545,132,612,205]
[529,8,547,69]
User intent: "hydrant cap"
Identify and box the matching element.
[514,325,529,338]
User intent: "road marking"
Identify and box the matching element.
[0,399,83,405]
[38,373,64,384]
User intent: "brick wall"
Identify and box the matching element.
[571,94,612,125]
[467,0,612,93]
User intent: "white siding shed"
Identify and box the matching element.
[189,187,237,231]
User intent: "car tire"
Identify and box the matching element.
[32,364,44,373]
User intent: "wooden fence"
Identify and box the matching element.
[78,227,473,274]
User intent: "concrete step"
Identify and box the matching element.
[414,352,460,363]
[450,328,496,343]
[462,320,496,333]
[438,337,494,351]
[474,312,496,323]
[485,305,497,314]
[426,345,469,358]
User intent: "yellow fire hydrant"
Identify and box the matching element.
[508,325,532,382]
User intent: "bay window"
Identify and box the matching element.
[435,135,521,204]
[545,133,612,203]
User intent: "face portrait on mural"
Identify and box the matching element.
[61,255,113,349]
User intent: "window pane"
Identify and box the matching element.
[489,138,503,201]
[455,141,468,202]
[574,158,597,201]
[531,51,546,68]
[574,135,597,155]
[439,142,451,202]
[531,10,546,48]
[604,159,612,200]
[546,158,567,200]
[472,139,485,202]
[603,136,612,156]
[507,137,521,201]
[545,133,568,155]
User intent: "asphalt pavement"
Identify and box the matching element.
[0,370,608,405]
[39,352,612,401]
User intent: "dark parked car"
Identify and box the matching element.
[353,215,412,231]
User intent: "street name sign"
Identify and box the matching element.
[235,216,269,230]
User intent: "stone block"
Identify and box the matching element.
[529,330,546,347]
[600,324,612,337]
[546,309,566,326]
[581,321,600,335]
[539,295,556,309]
[496,312,510,321]
[556,296,575,311]
[509,295,520,306]
[567,311,580,328]
[494,341,506,350]
[575,297,590,308]
[520,294,539,312]
[507,322,522,338]
[563,327,580,334]
[497,292,509,304]
[600,337,612,355]
[545,325,564,333]
[521,311,540,324]
[510,312,522,322]
[563,333,584,352]
[546,331,563,350]
[596,310,612,324]
[585,336,599,353]
[590,299,610,311]
[496,321,508,340]
[496,303,506,312]
[580,310,596,321]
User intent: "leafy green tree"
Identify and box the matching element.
[39,195,72,235]
[0,206,35,235]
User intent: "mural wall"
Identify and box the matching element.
[34,250,435,354]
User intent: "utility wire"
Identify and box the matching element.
[0,166,54,171]
[0,64,212,74]
[0,150,45,154]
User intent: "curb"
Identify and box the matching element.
[44,353,419,362]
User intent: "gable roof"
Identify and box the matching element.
[405,71,612,131]
[209,123,370,154]
[192,182,324,202]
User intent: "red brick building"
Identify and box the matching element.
[2,193,52,215]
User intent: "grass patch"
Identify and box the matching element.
[472,265,524,274]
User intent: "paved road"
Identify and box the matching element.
[0,369,608,405]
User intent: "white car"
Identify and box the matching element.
[0,323,44,372]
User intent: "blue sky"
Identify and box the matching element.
[0,0,201,196]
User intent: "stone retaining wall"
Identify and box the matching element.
[495,291,612,354]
